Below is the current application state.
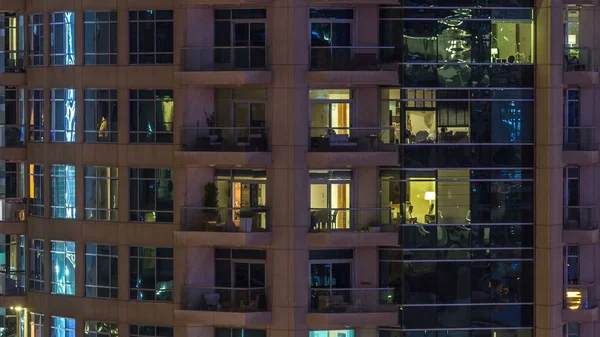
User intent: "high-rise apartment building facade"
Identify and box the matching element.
[0,0,591,336]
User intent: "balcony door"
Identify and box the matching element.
[309,170,352,230]
[309,89,352,138]
[214,9,266,70]
[309,9,353,69]
[309,259,352,311]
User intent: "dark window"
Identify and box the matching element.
[129,247,173,301]
[28,238,44,291]
[215,328,266,337]
[85,244,118,299]
[129,89,174,143]
[84,11,117,65]
[84,89,118,143]
[129,325,174,337]
[129,10,173,64]
[28,13,44,66]
[28,89,44,142]
[129,168,173,222]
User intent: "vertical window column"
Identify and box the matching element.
[50,12,75,66]
[50,240,75,295]
[51,89,76,143]
[84,11,117,65]
[28,14,44,66]
[28,164,44,217]
[28,89,44,142]
[129,10,173,64]
[28,238,44,292]
[50,165,76,219]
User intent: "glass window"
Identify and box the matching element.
[50,12,75,66]
[129,247,173,301]
[129,168,173,222]
[215,328,266,337]
[29,164,44,217]
[0,308,17,337]
[565,245,579,285]
[309,170,352,230]
[0,87,25,148]
[0,161,26,200]
[29,238,44,291]
[214,89,267,128]
[309,9,353,70]
[213,9,267,70]
[50,165,76,219]
[28,89,44,142]
[28,13,44,66]
[130,325,173,337]
[85,321,119,337]
[84,11,117,65]
[84,89,118,143]
[85,244,118,299]
[129,10,173,64]
[50,316,75,337]
[129,89,174,143]
[309,330,355,337]
[30,312,44,337]
[309,89,353,142]
[0,235,25,272]
[85,166,118,221]
[51,88,76,142]
[51,240,75,295]
[214,249,266,288]
[565,323,580,337]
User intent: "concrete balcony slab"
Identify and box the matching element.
[175,71,272,86]
[175,310,272,326]
[174,230,272,247]
[306,231,398,248]
[562,306,600,323]
[306,71,398,86]
[563,228,600,244]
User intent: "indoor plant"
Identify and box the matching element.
[203,182,220,223]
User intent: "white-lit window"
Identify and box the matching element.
[50,12,75,66]
[51,89,76,142]
[51,240,76,295]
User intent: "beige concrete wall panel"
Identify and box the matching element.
[355,4,377,47]
[26,0,44,13]
[117,144,176,167]
[535,168,563,225]
[45,67,81,88]
[0,74,26,87]
[126,0,175,10]
[81,0,118,10]
[562,306,600,323]
[0,221,26,235]
[26,217,44,238]
[25,68,46,88]
[26,143,82,164]
[174,151,272,167]
[0,0,25,11]
[41,0,82,12]
[563,229,600,244]
[81,221,121,244]
[175,71,272,86]
[535,224,563,249]
[81,144,120,167]
[80,298,121,322]
[120,66,176,89]
[0,148,27,161]
[117,222,177,246]
[43,219,82,241]
[306,71,398,86]
[118,301,175,325]
[81,66,119,88]
[534,247,564,306]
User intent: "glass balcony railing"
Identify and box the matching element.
[564,206,597,230]
[0,125,25,148]
[180,206,269,232]
[563,127,596,151]
[309,288,396,313]
[0,199,25,222]
[180,286,267,312]
[309,208,394,232]
[564,46,593,72]
[180,127,269,152]
[564,283,596,310]
[0,271,25,296]
[309,127,397,152]
[181,46,268,72]
[309,46,395,71]
[0,51,25,73]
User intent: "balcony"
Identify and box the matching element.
[563,127,598,165]
[563,206,599,244]
[175,286,271,325]
[174,207,271,247]
[175,127,271,166]
[564,47,599,86]
[307,208,398,247]
[307,127,398,167]
[307,46,398,85]
[0,199,25,233]
[176,46,272,85]
[306,288,398,326]
[563,284,599,322]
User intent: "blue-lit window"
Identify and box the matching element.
[28,238,44,292]
[215,328,266,337]
[129,247,173,301]
[29,164,44,217]
[51,240,75,295]
[129,168,173,222]
[129,10,173,65]
[50,165,76,219]
[28,14,44,66]
[84,11,117,65]
[129,89,173,143]
[85,244,118,299]
[130,325,173,337]
[28,89,44,142]
[51,88,76,142]
[50,12,75,66]
[30,312,43,337]
[85,321,119,337]
[50,316,75,337]
[309,330,354,337]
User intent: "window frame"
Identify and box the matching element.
[28,13,44,66]
[49,12,76,66]
[28,238,44,292]
[83,11,118,65]
[50,316,76,337]
[50,88,76,142]
[128,10,174,65]
[50,240,76,295]
[128,168,173,222]
[50,164,76,219]
[29,164,44,217]
[84,321,119,337]
[84,166,119,221]
[129,325,174,337]
[85,244,119,299]
[129,247,173,302]
[30,312,44,337]
[84,89,118,143]
[28,89,44,142]
[129,89,174,144]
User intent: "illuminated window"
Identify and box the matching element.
[51,88,76,142]
[50,165,76,219]
[50,316,75,337]
[51,241,75,295]
[309,330,355,337]
[84,11,117,65]
[565,323,580,337]
[85,244,118,299]
[28,89,44,142]
[129,10,173,65]
[85,321,119,337]
[28,238,44,291]
[129,247,173,301]
[30,312,44,337]
[85,167,118,221]
[84,89,118,143]
[129,89,173,143]
[129,168,173,222]
[50,12,75,66]
[28,164,44,217]
[28,13,43,66]
[130,325,173,337]
[309,170,353,230]
[215,328,266,337]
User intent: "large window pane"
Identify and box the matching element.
[84,11,117,65]
[51,240,75,295]
[50,12,75,66]
[129,10,173,64]
[50,165,76,219]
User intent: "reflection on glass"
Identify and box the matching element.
[50,241,75,295]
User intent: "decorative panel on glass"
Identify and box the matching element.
[50,240,75,295]
[50,12,75,66]
[51,89,76,142]
[50,165,76,219]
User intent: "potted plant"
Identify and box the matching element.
[203,182,220,223]
[204,109,217,136]
[238,209,255,232]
